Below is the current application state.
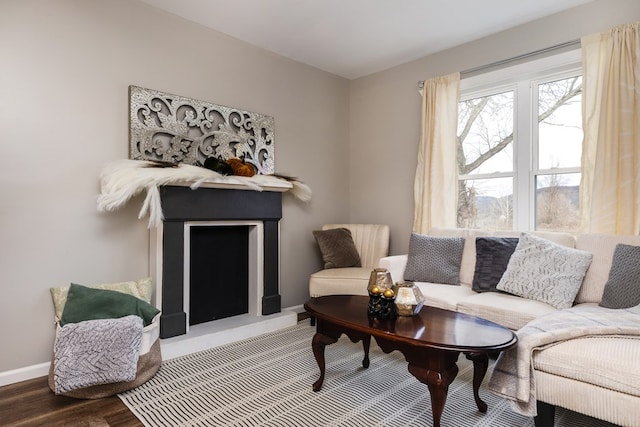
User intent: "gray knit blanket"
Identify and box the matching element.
[488,304,640,416]
[53,315,143,394]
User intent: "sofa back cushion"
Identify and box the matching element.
[429,228,575,288]
[575,234,640,303]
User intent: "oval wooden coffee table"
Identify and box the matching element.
[304,295,517,427]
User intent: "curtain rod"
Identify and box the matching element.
[417,39,581,90]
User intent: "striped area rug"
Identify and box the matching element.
[119,320,616,427]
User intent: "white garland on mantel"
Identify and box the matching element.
[97,159,312,228]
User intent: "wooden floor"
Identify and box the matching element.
[0,375,142,426]
[0,313,310,426]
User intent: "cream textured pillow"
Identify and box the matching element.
[50,277,153,320]
[496,233,592,309]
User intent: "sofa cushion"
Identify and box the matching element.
[535,372,640,427]
[529,230,576,249]
[456,292,557,330]
[533,336,640,398]
[414,282,477,312]
[404,233,464,285]
[599,243,640,309]
[496,233,592,309]
[378,254,408,284]
[472,237,519,292]
[308,267,371,297]
[313,227,361,269]
[575,233,640,304]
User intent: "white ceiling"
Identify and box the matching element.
[140,0,594,79]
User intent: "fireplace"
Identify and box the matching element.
[150,185,283,339]
[187,222,252,325]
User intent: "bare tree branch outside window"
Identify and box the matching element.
[456,76,582,231]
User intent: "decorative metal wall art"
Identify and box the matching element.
[129,86,274,174]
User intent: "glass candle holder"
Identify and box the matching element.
[392,281,424,316]
[367,268,393,296]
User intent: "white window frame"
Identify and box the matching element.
[458,49,582,231]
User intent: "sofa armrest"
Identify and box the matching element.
[379,254,408,284]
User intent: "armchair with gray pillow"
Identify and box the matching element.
[309,224,390,297]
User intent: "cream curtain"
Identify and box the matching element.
[413,72,460,234]
[580,21,640,235]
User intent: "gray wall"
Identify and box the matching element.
[349,0,640,256]
[1,0,639,375]
[0,0,349,373]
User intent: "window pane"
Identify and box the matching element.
[535,172,580,232]
[458,91,514,175]
[457,177,513,230]
[538,77,582,169]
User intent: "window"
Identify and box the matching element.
[456,50,583,232]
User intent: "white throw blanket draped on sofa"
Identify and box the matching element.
[488,304,640,416]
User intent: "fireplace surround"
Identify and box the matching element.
[150,185,284,339]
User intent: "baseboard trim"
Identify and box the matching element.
[0,362,50,387]
[286,303,306,313]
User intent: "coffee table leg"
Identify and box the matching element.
[362,335,371,368]
[408,362,459,427]
[311,332,338,392]
[465,352,489,412]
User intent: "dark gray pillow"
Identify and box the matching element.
[404,233,464,285]
[599,243,640,309]
[472,237,519,292]
[313,228,361,269]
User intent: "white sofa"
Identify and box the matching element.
[380,228,640,427]
[310,227,640,426]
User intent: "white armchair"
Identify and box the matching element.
[309,224,390,297]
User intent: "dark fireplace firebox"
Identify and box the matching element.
[153,185,283,339]
[188,225,249,325]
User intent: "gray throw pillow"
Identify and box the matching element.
[404,233,465,285]
[496,233,592,309]
[313,228,361,269]
[599,244,640,309]
[472,237,519,292]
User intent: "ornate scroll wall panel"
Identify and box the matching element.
[129,86,275,174]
